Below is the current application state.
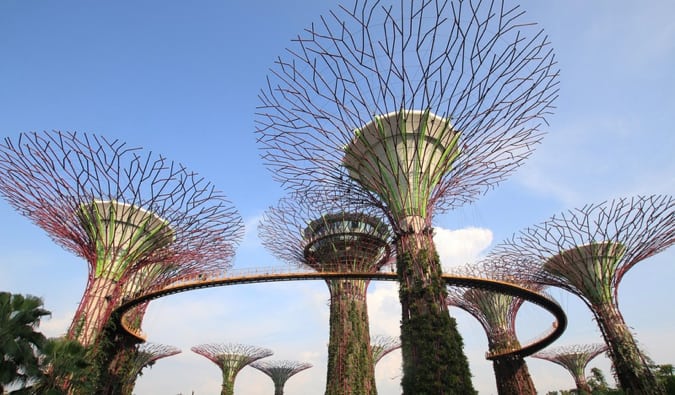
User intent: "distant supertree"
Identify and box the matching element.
[191,343,273,395]
[493,195,675,394]
[532,343,608,395]
[250,360,313,395]
[259,194,392,395]
[370,335,401,365]
[255,0,558,392]
[446,261,543,395]
[114,342,181,395]
[0,131,244,347]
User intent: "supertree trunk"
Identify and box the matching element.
[397,232,474,394]
[69,277,118,345]
[594,302,657,394]
[490,334,536,395]
[325,279,376,395]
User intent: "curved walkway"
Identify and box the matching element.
[112,266,566,360]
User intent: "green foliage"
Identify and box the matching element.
[325,282,376,395]
[654,364,675,395]
[0,292,50,393]
[30,337,93,395]
[397,246,476,395]
[87,319,137,395]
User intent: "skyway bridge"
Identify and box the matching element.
[112,265,566,360]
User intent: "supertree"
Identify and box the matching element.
[113,342,181,395]
[250,360,313,395]
[532,343,608,395]
[446,261,544,395]
[259,194,393,395]
[371,334,401,365]
[492,195,675,394]
[255,0,558,391]
[0,130,244,348]
[191,343,273,395]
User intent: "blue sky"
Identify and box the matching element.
[1,1,674,394]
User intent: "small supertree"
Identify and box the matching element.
[532,343,608,395]
[0,131,244,347]
[191,343,273,395]
[493,195,675,394]
[370,334,401,365]
[446,261,542,395]
[115,342,181,395]
[250,360,312,395]
[256,1,558,392]
[259,194,392,395]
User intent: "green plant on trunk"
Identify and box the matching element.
[397,246,476,395]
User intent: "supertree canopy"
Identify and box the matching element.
[532,343,608,395]
[255,0,558,391]
[370,334,401,365]
[492,194,675,394]
[250,360,312,395]
[0,131,244,346]
[259,194,392,395]
[447,261,544,395]
[115,342,181,395]
[191,343,273,395]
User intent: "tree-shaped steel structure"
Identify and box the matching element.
[259,194,392,395]
[250,359,312,395]
[115,342,181,395]
[0,131,244,347]
[447,261,543,395]
[370,334,401,365]
[492,194,675,394]
[256,0,558,391]
[532,343,608,395]
[191,343,273,395]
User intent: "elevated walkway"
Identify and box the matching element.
[112,265,566,360]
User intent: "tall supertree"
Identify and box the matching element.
[446,261,543,395]
[191,343,273,395]
[113,342,181,395]
[255,0,558,392]
[371,334,401,365]
[250,360,313,395]
[532,343,608,395]
[492,195,675,394]
[0,131,244,348]
[259,194,393,395]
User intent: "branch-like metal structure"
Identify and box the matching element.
[0,131,244,346]
[532,343,608,395]
[256,0,559,223]
[191,343,273,395]
[447,261,543,395]
[492,194,675,394]
[118,343,181,395]
[259,193,392,395]
[370,334,401,365]
[250,360,312,395]
[255,1,558,392]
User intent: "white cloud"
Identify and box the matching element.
[433,226,493,270]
